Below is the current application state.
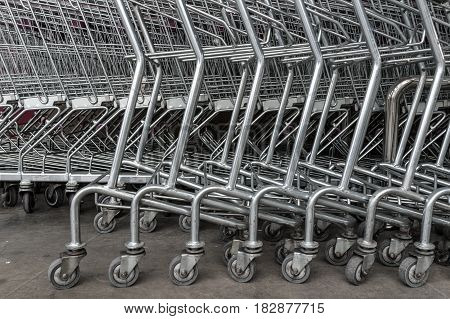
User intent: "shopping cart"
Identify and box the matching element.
[35,0,450,289]
[0,0,141,213]
[344,0,450,287]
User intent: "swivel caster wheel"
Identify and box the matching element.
[281,254,310,284]
[377,238,403,267]
[93,212,117,234]
[98,196,122,215]
[219,225,237,241]
[399,257,429,288]
[435,248,450,265]
[222,241,233,266]
[261,221,284,242]
[227,255,255,283]
[313,225,330,242]
[139,216,157,233]
[22,192,35,214]
[108,257,140,288]
[48,258,80,290]
[345,255,367,285]
[45,186,64,208]
[178,215,191,233]
[4,187,18,207]
[274,241,288,265]
[169,255,198,286]
[324,238,353,266]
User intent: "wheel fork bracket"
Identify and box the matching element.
[231,239,244,256]
[46,184,62,198]
[284,238,301,253]
[60,250,87,279]
[335,237,356,256]
[316,220,330,232]
[292,252,315,275]
[180,253,202,276]
[236,250,260,273]
[119,252,145,276]
[143,211,158,224]
[361,253,376,273]
[388,237,412,257]
[415,255,434,275]
[103,210,121,224]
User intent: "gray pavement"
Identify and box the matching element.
[0,197,449,299]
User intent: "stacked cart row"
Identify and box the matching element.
[0,0,449,289]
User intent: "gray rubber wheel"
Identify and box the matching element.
[435,248,449,265]
[93,212,117,234]
[22,192,35,214]
[227,255,256,283]
[139,216,157,233]
[5,187,18,207]
[324,238,353,266]
[178,215,191,233]
[45,186,64,208]
[262,221,284,242]
[281,254,310,284]
[313,225,330,242]
[169,255,198,286]
[48,258,80,290]
[108,256,140,288]
[274,241,288,265]
[399,257,429,288]
[219,225,237,241]
[345,255,367,285]
[377,238,402,267]
[222,241,233,266]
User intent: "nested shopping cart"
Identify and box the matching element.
[12,0,445,289]
[0,0,145,213]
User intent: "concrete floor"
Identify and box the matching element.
[0,197,449,299]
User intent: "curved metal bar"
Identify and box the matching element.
[106,0,146,189]
[133,5,163,164]
[418,188,450,249]
[297,0,382,252]
[165,0,205,188]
